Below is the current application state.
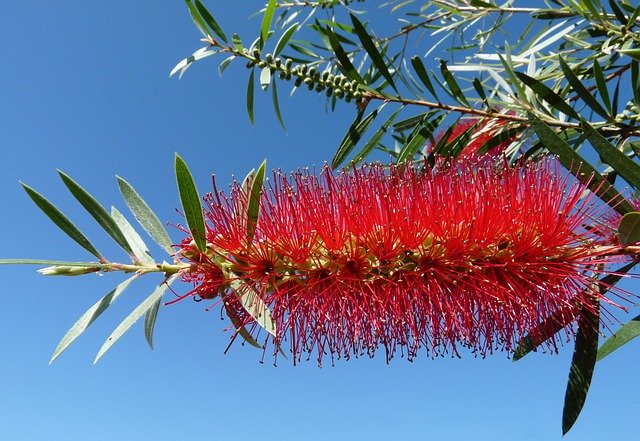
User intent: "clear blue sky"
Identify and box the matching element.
[1,2,638,440]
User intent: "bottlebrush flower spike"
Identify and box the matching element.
[178,157,630,365]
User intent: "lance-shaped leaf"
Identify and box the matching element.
[274,22,298,56]
[229,280,276,337]
[527,113,634,215]
[271,76,286,131]
[110,207,154,265]
[352,106,403,164]
[440,60,470,107]
[325,26,365,85]
[410,56,439,101]
[581,120,640,189]
[50,275,138,364]
[592,60,612,114]
[332,108,380,168]
[562,298,599,435]
[350,14,397,93]
[144,293,163,350]
[193,0,228,43]
[558,57,610,120]
[0,259,109,268]
[58,170,134,257]
[117,176,174,256]
[20,183,104,261]
[260,0,276,49]
[247,68,255,124]
[597,313,640,361]
[175,154,206,252]
[516,72,579,119]
[94,275,177,363]
[246,160,267,243]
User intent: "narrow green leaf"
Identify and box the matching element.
[527,113,634,215]
[175,154,206,252]
[350,14,397,92]
[247,68,255,124]
[475,126,523,155]
[247,160,266,243]
[609,0,629,25]
[410,56,439,100]
[116,176,174,256]
[558,57,610,120]
[325,26,365,85]
[597,313,640,360]
[260,66,271,91]
[352,106,403,164]
[592,59,611,114]
[562,299,599,435]
[271,76,286,131]
[512,260,636,360]
[58,170,134,257]
[50,275,138,364]
[581,120,640,189]
[232,33,243,51]
[617,212,640,244]
[184,0,209,37]
[618,48,640,62]
[260,0,276,48]
[631,60,640,106]
[20,183,104,261]
[229,280,276,337]
[332,108,380,168]
[274,22,298,56]
[194,0,228,43]
[397,124,428,163]
[94,275,177,363]
[472,78,489,108]
[440,60,470,107]
[516,72,579,119]
[143,293,162,350]
[110,207,154,265]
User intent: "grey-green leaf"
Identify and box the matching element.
[617,212,640,245]
[94,275,176,363]
[110,207,154,265]
[58,170,134,257]
[21,183,104,261]
[271,76,286,131]
[410,56,439,100]
[175,154,206,252]
[116,176,174,256]
[229,280,276,337]
[597,313,640,361]
[144,293,163,350]
[50,275,138,364]
[352,106,403,164]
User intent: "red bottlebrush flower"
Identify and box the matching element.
[179,157,630,365]
[426,114,515,160]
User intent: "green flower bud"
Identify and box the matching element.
[38,265,101,277]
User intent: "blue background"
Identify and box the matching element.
[1,2,638,440]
